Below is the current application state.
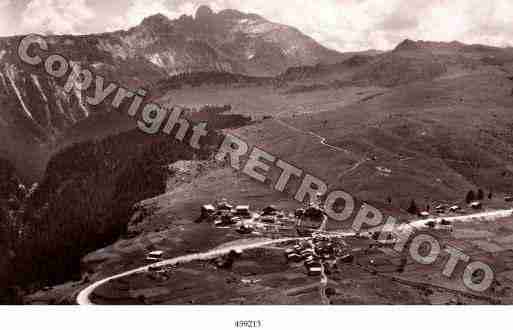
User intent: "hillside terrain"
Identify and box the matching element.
[156,39,513,217]
[2,5,513,305]
[0,5,348,181]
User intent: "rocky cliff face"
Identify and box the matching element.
[100,6,343,77]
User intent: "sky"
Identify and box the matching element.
[0,0,512,51]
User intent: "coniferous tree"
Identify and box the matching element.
[407,199,419,215]
[477,189,484,200]
[466,190,476,204]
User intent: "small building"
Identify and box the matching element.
[216,214,238,226]
[435,224,453,233]
[294,208,305,218]
[148,265,164,272]
[305,260,322,269]
[234,205,252,218]
[262,205,278,215]
[419,211,430,218]
[229,249,243,257]
[216,199,233,211]
[449,205,461,212]
[425,221,436,228]
[304,206,325,218]
[217,202,233,211]
[308,267,322,276]
[440,219,452,226]
[146,250,164,262]
[300,249,315,258]
[236,224,253,234]
[201,204,216,217]
[260,215,276,224]
[435,204,447,213]
[470,201,482,210]
[287,253,303,263]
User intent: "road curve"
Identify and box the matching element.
[76,237,303,305]
[77,209,513,305]
[273,118,371,176]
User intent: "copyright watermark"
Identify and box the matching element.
[17,34,500,293]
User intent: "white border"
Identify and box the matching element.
[0,306,509,330]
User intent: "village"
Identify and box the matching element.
[138,189,513,291]
[142,197,467,279]
[76,192,513,306]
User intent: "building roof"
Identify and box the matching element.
[263,205,278,212]
[304,206,324,217]
[217,202,233,210]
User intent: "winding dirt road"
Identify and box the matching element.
[273,118,352,154]
[76,237,304,305]
[77,208,513,305]
[273,118,371,176]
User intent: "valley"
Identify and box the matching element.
[2,5,513,306]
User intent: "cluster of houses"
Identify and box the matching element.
[201,201,252,227]
[200,198,332,239]
[285,234,349,276]
[193,196,489,277]
[295,204,327,235]
[424,218,454,232]
[200,200,296,234]
[418,203,480,218]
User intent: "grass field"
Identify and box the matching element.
[86,212,513,305]
[25,42,513,305]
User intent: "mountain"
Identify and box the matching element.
[128,6,343,76]
[0,5,344,181]
[1,2,513,183]
[280,39,513,88]
[5,20,513,302]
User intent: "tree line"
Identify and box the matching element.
[0,126,222,303]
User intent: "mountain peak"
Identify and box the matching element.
[395,38,466,52]
[140,13,172,29]
[394,39,419,51]
[196,5,215,20]
[217,9,263,20]
[106,6,342,76]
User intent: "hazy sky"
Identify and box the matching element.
[1,0,512,51]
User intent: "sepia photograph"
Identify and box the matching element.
[1,0,513,328]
